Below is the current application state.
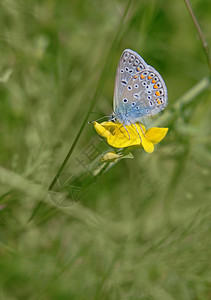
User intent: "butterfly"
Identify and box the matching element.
[110,49,167,136]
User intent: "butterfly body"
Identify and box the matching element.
[111,49,168,126]
[114,102,150,125]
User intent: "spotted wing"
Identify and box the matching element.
[113,49,148,111]
[113,49,168,123]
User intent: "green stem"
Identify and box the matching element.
[184,0,211,75]
[154,76,210,126]
[49,0,133,191]
[174,76,210,109]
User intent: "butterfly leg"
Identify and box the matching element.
[139,123,146,137]
[123,124,130,140]
[134,123,142,143]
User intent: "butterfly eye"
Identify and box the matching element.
[159,90,163,95]
[134,84,139,88]
[123,98,128,103]
[146,109,149,113]
[147,90,151,94]
[143,72,147,76]
[150,73,154,77]
[154,77,158,81]
[149,101,153,106]
[156,82,161,88]
[120,69,124,73]
[127,86,132,90]
[131,102,135,106]
[147,96,151,100]
[142,82,146,86]
[125,67,129,72]
[129,69,133,73]
[146,85,149,89]
[136,106,139,110]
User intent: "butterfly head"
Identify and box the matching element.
[109,113,117,123]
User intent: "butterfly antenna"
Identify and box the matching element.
[88,115,111,124]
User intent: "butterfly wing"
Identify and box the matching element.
[113,49,148,111]
[113,49,168,125]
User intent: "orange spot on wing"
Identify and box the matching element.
[152,79,156,83]
[154,84,159,89]
[155,91,160,96]
[148,75,152,79]
[140,74,145,79]
[157,99,161,105]
[134,75,138,79]
[136,67,141,72]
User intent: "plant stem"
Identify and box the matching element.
[49,0,133,191]
[184,0,211,74]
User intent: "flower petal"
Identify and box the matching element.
[133,123,146,134]
[93,122,111,138]
[107,131,138,147]
[107,124,141,148]
[141,135,154,153]
[93,121,164,152]
[100,151,122,162]
[100,121,118,130]
[145,127,169,144]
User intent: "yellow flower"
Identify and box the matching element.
[94,121,168,153]
[100,151,123,163]
[99,151,134,163]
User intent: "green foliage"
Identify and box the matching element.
[0,0,211,299]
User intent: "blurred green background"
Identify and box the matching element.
[0,0,211,299]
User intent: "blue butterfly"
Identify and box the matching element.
[110,49,168,135]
